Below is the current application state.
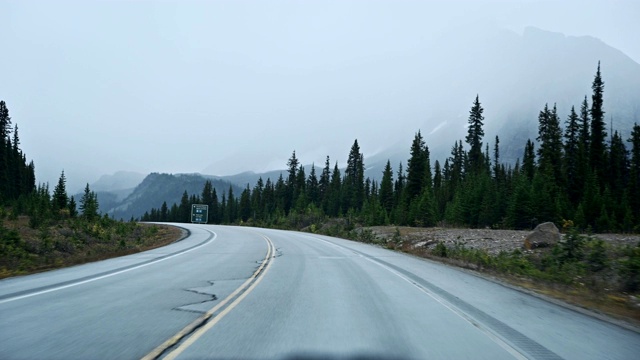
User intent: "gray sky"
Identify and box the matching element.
[2,0,639,192]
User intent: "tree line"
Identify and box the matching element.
[0,100,101,226]
[143,63,639,233]
[0,100,36,204]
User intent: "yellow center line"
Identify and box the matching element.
[141,235,275,360]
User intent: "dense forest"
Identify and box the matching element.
[0,101,36,205]
[143,63,640,233]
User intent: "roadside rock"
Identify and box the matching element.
[365,225,640,255]
[524,222,560,250]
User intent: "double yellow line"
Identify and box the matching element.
[142,235,275,360]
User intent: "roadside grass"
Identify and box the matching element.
[0,216,182,279]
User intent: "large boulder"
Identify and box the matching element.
[524,222,560,250]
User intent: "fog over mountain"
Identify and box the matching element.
[3,1,638,193]
[363,26,640,177]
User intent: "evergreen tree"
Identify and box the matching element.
[564,106,581,205]
[492,136,501,180]
[579,96,591,162]
[160,201,168,221]
[227,186,237,222]
[251,177,264,221]
[433,160,447,218]
[465,95,485,173]
[607,131,629,201]
[590,62,607,186]
[379,160,394,215]
[0,101,11,201]
[506,172,534,229]
[327,162,342,216]
[178,191,190,222]
[79,183,99,220]
[52,170,69,212]
[629,123,640,227]
[522,139,536,181]
[262,178,275,220]
[0,101,11,141]
[448,140,466,191]
[285,151,299,213]
[294,165,307,212]
[406,131,431,202]
[239,185,251,222]
[274,174,287,214]
[394,162,407,224]
[536,103,563,184]
[68,196,77,218]
[306,164,319,206]
[319,156,331,206]
[344,140,365,211]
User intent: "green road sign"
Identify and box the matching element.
[191,204,209,224]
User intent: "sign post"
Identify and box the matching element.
[191,204,209,224]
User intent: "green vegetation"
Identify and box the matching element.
[139,63,640,320]
[0,100,179,278]
[425,228,639,292]
[143,63,640,235]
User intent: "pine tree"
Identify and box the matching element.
[590,62,607,186]
[294,164,307,212]
[179,191,190,222]
[579,96,591,158]
[607,131,629,201]
[52,170,69,212]
[160,201,168,221]
[285,151,299,213]
[68,196,77,218]
[466,95,485,173]
[306,164,319,206]
[227,186,237,223]
[492,136,501,180]
[406,131,429,202]
[319,156,331,206]
[522,139,536,181]
[327,162,342,216]
[79,183,99,220]
[506,172,534,229]
[0,101,11,201]
[379,160,394,215]
[344,140,365,211]
[564,106,581,205]
[536,103,563,184]
[629,123,640,226]
[0,100,11,142]
[448,140,466,190]
[239,185,251,222]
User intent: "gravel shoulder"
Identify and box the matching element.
[367,226,640,254]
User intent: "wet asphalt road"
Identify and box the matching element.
[1,224,638,360]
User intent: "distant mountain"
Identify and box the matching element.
[361,27,640,177]
[91,171,147,192]
[97,27,640,208]
[213,170,286,188]
[100,173,242,220]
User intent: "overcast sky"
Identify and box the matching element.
[2,0,639,192]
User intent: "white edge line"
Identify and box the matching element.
[308,234,527,360]
[0,229,217,305]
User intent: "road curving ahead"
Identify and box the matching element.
[0,224,638,360]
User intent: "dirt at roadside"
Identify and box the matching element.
[366,226,640,254]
